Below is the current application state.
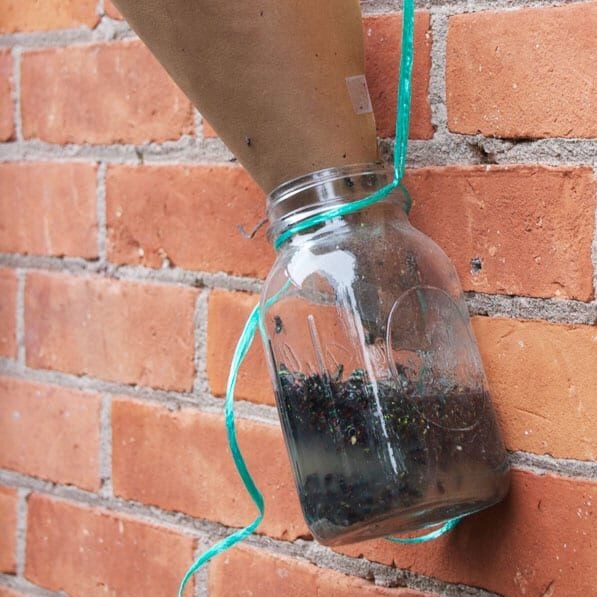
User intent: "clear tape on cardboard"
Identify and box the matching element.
[345,74,373,114]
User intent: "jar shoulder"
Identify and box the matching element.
[264,218,463,302]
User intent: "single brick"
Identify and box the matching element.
[338,470,596,596]
[447,3,597,138]
[0,0,98,32]
[0,50,14,141]
[25,273,197,391]
[106,165,274,278]
[0,162,98,258]
[0,377,101,490]
[104,0,123,20]
[406,166,595,301]
[210,547,316,597]
[210,545,432,597]
[0,486,17,573]
[207,290,272,405]
[473,317,597,461]
[364,13,433,139]
[21,41,194,144]
[25,494,196,596]
[112,398,308,540]
[0,269,17,358]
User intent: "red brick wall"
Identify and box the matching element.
[0,2,596,596]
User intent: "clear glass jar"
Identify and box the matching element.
[260,163,510,546]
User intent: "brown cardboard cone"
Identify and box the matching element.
[111,0,378,192]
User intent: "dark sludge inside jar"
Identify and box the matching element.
[275,365,509,545]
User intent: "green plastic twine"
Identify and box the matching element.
[178,305,263,597]
[178,2,461,594]
[386,515,464,545]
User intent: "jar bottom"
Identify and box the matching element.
[309,466,510,546]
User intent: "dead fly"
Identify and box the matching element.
[274,315,284,334]
[333,363,344,382]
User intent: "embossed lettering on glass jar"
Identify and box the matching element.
[260,163,510,546]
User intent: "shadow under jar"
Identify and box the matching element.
[260,163,510,546]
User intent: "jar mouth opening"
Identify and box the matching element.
[266,162,392,243]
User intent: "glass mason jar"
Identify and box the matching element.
[259,163,510,546]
